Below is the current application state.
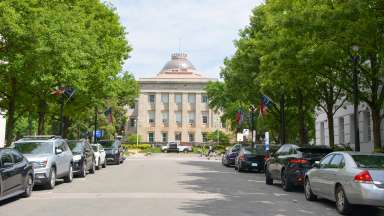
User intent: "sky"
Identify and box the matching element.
[110,0,264,79]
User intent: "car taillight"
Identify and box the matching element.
[239,155,245,161]
[288,159,309,164]
[354,170,373,183]
[264,155,269,161]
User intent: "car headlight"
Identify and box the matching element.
[32,160,48,169]
[73,155,82,162]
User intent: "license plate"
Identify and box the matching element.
[251,163,258,167]
[107,158,114,161]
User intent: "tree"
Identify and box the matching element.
[207,130,230,145]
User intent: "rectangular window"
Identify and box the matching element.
[161,112,169,124]
[202,133,208,142]
[175,112,182,125]
[189,133,195,142]
[202,95,208,103]
[148,111,155,123]
[338,117,344,144]
[129,118,135,127]
[202,112,208,124]
[161,94,169,103]
[148,94,155,103]
[188,94,195,103]
[175,94,182,104]
[162,132,168,142]
[188,112,195,124]
[148,132,154,143]
[175,132,182,141]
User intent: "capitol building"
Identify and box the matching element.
[126,53,225,144]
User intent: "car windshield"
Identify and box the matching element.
[68,141,84,153]
[92,145,98,152]
[14,142,53,154]
[352,155,384,169]
[100,140,118,148]
[244,146,265,155]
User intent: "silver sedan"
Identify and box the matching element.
[304,152,384,214]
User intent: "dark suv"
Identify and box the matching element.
[100,140,124,165]
[222,144,242,167]
[68,140,96,177]
[265,144,332,191]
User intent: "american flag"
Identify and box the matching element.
[259,95,272,117]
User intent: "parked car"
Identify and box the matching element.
[92,144,107,170]
[235,145,266,172]
[0,148,34,201]
[14,136,73,189]
[265,144,332,191]
[68,140,96,177]
[222,144,242,167]
[161,142,193,153]
[100,140,124,165]
[304,152,384,214]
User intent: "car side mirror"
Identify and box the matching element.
[55,148,63,155]
[313,161,320,168]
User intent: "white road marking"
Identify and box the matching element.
[273,193,288,197]
[253,200,274,204]
[298,209,314,214]
[29,192,226,200]
[248,180,265,183]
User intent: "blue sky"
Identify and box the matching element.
[110,0,263,79]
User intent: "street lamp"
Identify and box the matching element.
[352,45,360,152]
[250,105,257,149]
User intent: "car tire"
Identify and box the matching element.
[102,159,107,168]
[22,174,33,197]
[265,168,273,185]
[96,159,101,170]
[304,178,317,201]
[281,169,293,191]
[335,185,352,214]
[63,165,73,183]
[79,161,87,178]
[89,159,96,174]
[46,167,56,190]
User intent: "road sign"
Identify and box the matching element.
[94,130,103,138]
[264,132,270,151]
[237,133,243,142]
[242,129,249,137]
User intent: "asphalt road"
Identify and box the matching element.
[1,153,383,216]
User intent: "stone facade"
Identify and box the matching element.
[125,53,225,144]
[315,101,384,152]
[0,113,5,147]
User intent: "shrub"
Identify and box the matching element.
[123,143,152,150]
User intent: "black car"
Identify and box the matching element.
[222,144,242,167]
[100,140,124,165]
[235,145,266,172]
[68,140,95,177]
[265,144,332,191]
[0,148,34,201]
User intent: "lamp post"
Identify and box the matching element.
[352,45,360,152]
[250,105,257,149]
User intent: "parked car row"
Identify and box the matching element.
[222,143,384,214]
[0,135,124,202]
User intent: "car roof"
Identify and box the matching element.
[333,151,384,156]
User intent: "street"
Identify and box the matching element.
[0,154,383,216]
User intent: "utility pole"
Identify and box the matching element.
[59,96,64,137]
[352,45,360,151]
[94,107,98,143]
[280,94,286,144]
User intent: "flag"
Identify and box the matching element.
[236,110,244,125]
[259,95,272,117]
[51,87,65,96]
[104,107,113,124]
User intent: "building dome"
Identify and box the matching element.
[160,53,196,72]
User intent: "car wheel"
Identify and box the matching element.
[63,165,73,183]
[102,159,107,168]
[79,161,87,177]
[46,167,56,189]
[96,159,101,170]
[304,178,317,201]
[183,149,188,153]
[335,185,352,214]
[89,159,96,174]
[265,168,273,185]
[22,174,33,197]
[281,169,292,191]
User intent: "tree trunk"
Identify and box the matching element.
[37,99,47,135]
[371,107,382,151]
[326,111,335,148]
[5,78,17,146]
[297,91,307,145]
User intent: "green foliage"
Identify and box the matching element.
[126,134,142,143]
[207,130,230,145]
[122,143,152,150]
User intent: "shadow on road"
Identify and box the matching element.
[177,161,383,216]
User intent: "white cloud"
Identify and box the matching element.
[110,0,263,79]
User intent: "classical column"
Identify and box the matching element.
[195,93,202,143]
[155,92,162,142]
[168,92,175,142]
[138,93,147,142]
[181,93,189,142]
